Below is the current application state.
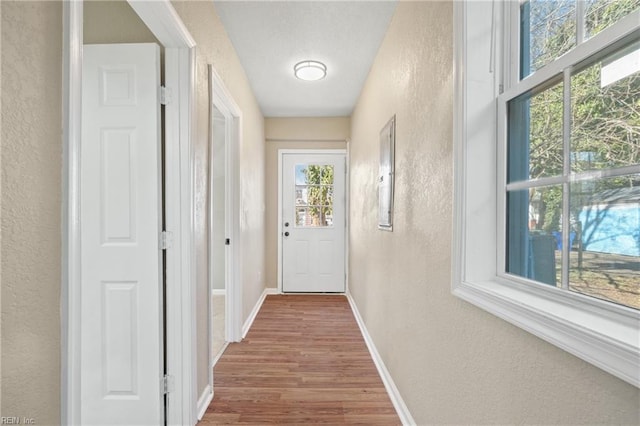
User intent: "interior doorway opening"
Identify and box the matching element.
[196,64,244,420]
[210,103,228,364]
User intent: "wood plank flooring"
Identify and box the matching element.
[200,295,401,425]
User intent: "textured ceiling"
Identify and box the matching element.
[213,1,397,117]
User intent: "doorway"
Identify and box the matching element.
[64,1,198,424]
[208,61,242,350]
[278,150,347,293]
[210,103,227,363]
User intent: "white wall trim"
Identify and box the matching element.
[344,143,351,294]
[212,342,230,366]
[162,45,198,426]
[128,0,196,48]
[196,385,213,421]
[208,65,243,344]
[242,288,278,338]
[61,1,83,424]
[346,293,416,426]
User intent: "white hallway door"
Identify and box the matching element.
[282,152,346,292]
[81,43,164,425]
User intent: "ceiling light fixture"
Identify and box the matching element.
[294,60,327,81]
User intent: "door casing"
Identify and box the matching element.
[62,1,199,424]
[277,149,349,294]
[209,66,243,344]
[197,64,243,420]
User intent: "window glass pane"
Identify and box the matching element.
[521,0,576,78]
[585,0,640,40]
[321,165,334,182]
[507,185,563,286]
[296,186,333,206]
[307,185,329,207]
[569,175,640,309]
[293,164,334,228]
[508,82,564,183]
[571,41,640,173]
[295,164,307,185]
[295,185,307,206]
[295,164,334,185]
[295,207,307,226]
[295,206,333,227]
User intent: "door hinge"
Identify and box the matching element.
[160,86,172,105]
[160,231,173,250]
[162,374,174,394]
[225,238,230,246]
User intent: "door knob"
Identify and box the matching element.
[284,231,290,237]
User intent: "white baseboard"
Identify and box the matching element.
[346,292,416,426]
[212,342,229,367]
[196,384,213,421]
[211,289,226,296]
[242,287,278,338]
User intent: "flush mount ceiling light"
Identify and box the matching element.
[294,60,327,81]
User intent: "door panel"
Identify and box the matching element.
[282,153,346,292]
[81,43,163,425]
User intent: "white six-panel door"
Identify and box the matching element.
[81,43,163,425]
[282,152,346,292]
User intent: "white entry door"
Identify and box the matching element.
[281,152,346,292]
[81,44,163,425]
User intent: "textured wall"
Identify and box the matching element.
[172,0,266,400]
[264,117,349,288]
[349,1,640,424]
[84,0,158,45]
[1,1,62,423]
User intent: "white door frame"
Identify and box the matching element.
[200,65,243,417]
[62,1,198,424]
[209,65,243,344]
[277,149,349,294]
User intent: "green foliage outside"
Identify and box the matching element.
[303,165,334,226]
[525,0,640,233]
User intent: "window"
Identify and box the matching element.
[504,1,640,309]
[454,0,639,388]
[294,164,335,227]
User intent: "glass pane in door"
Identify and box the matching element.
[294,164,334,227]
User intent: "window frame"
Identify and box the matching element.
[453,0,640,388]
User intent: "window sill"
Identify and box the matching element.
[453,277,640,388]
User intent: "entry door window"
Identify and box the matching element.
[294,164,334,227]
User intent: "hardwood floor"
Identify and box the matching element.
[200,294,401,425]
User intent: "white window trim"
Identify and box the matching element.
[452,1,640,388]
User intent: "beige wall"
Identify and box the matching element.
[264,117,349,288]
[84,0,158,45]
[171,1,266,399]
[349,1,639,424]
[1,1,63,423]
